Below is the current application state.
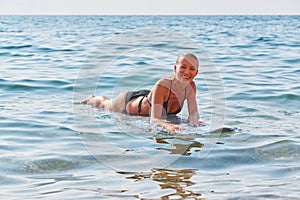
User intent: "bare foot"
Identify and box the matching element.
[81,95,110,108]
[81,95,95,104]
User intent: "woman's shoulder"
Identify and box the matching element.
[155,77,173,90]
[190,80,196,88]
[156,76,174,84]
[156,78,169,84]
[186,81,197,95]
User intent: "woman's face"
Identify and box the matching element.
[174,56,198,83]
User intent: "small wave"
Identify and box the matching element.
[22,158,81,173]
[0,78,72,92]
[250,93,300,102]
[0,82,46,91]
[1,44,32,50]
[28,174,94,189]
[233,92,300,102]
[254,36,277,42]
[283,58,300,64]
[35,47,75,53]
[231,44,255,49]
[11,53,35,57]
[219,31,234,37]
[0,52,11,56]
[292,69,300,74]
[255,140,300,162]
[151,43,169,48]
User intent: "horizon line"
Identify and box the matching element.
[0,13,299,16]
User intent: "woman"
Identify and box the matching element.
[81,53,204,132]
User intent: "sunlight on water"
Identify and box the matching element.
[0,15,299,199]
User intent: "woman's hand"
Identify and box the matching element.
[164,122,180,133]
[189,120,206,127]
[188,112,206,126]
[151,117,180,133]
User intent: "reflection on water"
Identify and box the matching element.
[1,15,299,199]
[153,137,204,156]
[116,136,205,198]
[118,168,203,199]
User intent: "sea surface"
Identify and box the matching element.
[0,15,300,199]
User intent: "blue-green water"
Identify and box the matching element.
[1,16,300,199]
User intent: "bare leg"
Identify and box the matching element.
[81,91,127,113]
[81,95,97,104]
[81,95,110,108]
[111,91,127,112]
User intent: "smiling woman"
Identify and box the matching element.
[1,15,299,199]
[81,53,205,132]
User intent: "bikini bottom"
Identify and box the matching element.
[124,89,150,115]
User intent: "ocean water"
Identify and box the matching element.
[0,15,300,199]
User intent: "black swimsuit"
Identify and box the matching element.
[125,80,186,115]
[125,89,150,114]
[160,80,186,115]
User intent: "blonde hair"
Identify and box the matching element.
[176,53,199,68]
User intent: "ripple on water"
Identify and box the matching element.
[0,44,33,50]
[0,78,73,93]
[254,140,300,162]
[117,168,202,199]
[21,158,81,173]
[250,93,300,105]
[1,15,300,199]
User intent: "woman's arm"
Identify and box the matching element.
[150,80,180,132]
[186,81,204,126]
